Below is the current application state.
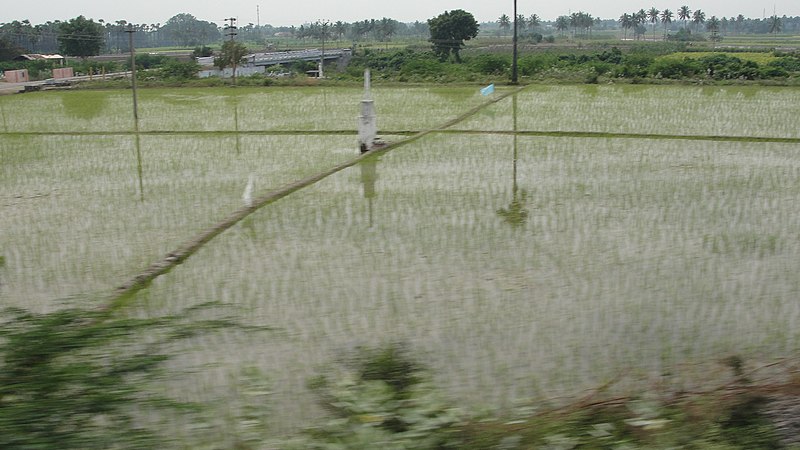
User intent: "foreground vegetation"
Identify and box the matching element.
[2,317,796,449]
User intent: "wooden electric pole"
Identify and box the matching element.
[125,24,139,129]
[512,0,519,84]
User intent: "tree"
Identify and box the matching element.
[428,10,479,62]
[333,21,347,40]
[58,16,103,59]
[528,14,541,31]
[648,7,660,41]
[161,13,220,47]
[0,36,24,61]
[661,9,673,40]
[214,40,248,85]
[619,13,634,40]
[678,6,692,30]
[498,14,511,36]
[735,14,745,34]
[555,16,570,37]
[377,17,397,43]
[706,16,721,41]
[768,15,783,34]
[692,9,706,32]
[517,14,528,32]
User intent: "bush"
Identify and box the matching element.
[699,54,760,80]
[518,53,559,76]
[159,59,200,79]
[131,53,169,70]
[286,343,463,449]
[768,55,800,73]
[467,54,510,75]
[192,45,214,58]
[650,57,701,79]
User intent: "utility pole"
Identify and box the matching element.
[125,24,139,129]
[318,19,329,78]
[511,0,518,84]
[224,17,239,85]
[224,17,238,40]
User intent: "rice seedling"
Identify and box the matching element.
[121,132,800,433]
[3,85,799,440]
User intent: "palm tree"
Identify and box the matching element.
[692,9,706,32]
[555,16,569,37]
[768,15,783,34]
[619,13,634,40]
[661,9,673,40]
[569,12,579,38]
[648,7,660,40]
[333,21,347,40]
[517,14,528,32]
[634,9,648,39]
[706,16,720,41]
[498,14,511,36]
[678,6,691,30]
[528,14,541,31]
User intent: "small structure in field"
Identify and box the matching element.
[3,69,29,83]
[52,68,74,79]
[357,69,378,153]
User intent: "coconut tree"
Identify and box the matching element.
[678,6,691,30]
[768,15,783,34]
[619,13,634,39]
[517,14,528,32]
[648,7,660,40]
[661,9,673,40]
[498,14,511,36]
[528,14,541,32]
[634,9,648,39]
[692,9,706,32]
[735,14,745,34]
[706,15,720,41]
[555,15,569,37]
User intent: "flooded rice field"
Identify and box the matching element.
[1,85,799,438]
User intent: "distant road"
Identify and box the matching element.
[0,72,132,95]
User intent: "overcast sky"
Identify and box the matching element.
[4,0,798,27]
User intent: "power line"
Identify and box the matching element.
[223,17,237,40]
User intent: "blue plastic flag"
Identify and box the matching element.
[480,83,495,96]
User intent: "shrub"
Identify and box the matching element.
[699,54,760,80]
[159,59,200,79]
[192,45,214,58]
[518,53,559,76]
[287,343,463,449]
[650,57,701,79]
[467,54,510,75]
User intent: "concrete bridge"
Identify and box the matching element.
[197,48,350,68]
[197,48,352,78]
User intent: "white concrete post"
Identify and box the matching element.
[357,69,377,153]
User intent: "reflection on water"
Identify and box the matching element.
[359,156,379,228]
[497,93,528,227]
[134,133,144,202]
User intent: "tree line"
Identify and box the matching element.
[493,7,798,41]
[0,14,433,59]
